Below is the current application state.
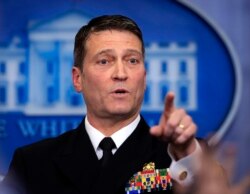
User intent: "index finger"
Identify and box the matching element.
[163,92,175,118]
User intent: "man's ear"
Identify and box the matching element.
[72,66,83,92]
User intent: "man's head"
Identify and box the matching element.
[73,15,145,70]
[72,15,146,128]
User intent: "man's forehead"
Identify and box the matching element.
[85,30,143,54]
[87,29,140,42]
[94,48,143,57]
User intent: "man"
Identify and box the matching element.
[2,15,201,194]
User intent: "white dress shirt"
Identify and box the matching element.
[85,115,140,159]
[85,115,201,185]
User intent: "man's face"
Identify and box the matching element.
[73,30,146,120]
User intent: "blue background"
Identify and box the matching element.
[0,0,249,189]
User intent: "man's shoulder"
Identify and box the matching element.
[16,128,79,158]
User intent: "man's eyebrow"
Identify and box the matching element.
[125,49,143,56]
[94,49,114,57]
[125,49,144,60]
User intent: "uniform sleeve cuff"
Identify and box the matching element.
[168,139,202,186]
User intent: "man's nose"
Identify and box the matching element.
[111,61,128,81]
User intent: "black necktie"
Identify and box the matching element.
[99,137,116,167]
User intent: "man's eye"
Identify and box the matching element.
[98,59,108,65]
[129,58,138,64]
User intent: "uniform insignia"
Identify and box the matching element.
[125,162,172,193]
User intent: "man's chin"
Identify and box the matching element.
[108,108,136,117]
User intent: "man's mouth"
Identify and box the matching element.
[111,88,130,97]
[114,89,128,94]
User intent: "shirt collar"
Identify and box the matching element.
[85,115,140,153]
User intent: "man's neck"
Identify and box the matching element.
[86,113,139,136]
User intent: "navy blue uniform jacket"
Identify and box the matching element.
[4,117,174,194]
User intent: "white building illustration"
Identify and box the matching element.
[144,42,197,111]
[0,11,197,115]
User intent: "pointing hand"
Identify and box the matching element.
[150,92,197,159]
